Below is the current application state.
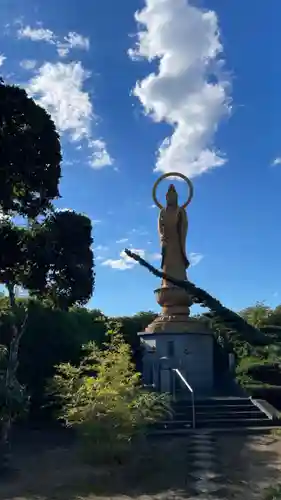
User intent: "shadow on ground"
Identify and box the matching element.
[0,429,281,500]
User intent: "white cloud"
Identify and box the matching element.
[150,252,161,261]
[0,54,6,66]
[65,31,90,50]
[63,159,74,166]
[88,139,113,169]
[92,219,102,225]
[20,59,37,70]
[116,238,129,244]
[129,0,231,177]
[57,46,69,58]
[189,252,204,267]
[17,25,90,58]
[101,248,163,270]
[102,249,145,270]
[56,207,74,212]
[27,62,92,140]
[18,25,55,43]
[27,62,113,167]
[272,157,281,166]
[130,227,149,236]
[58,32,90,57]
[96,244,108,251]
[95,244,109,263]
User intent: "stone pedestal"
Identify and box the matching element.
[145,286,194,334]
[139,284,214,396]
[139,329,214,396]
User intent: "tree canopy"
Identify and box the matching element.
[37,210,95,310]
[0,80,61,218]
[0,80,94,470]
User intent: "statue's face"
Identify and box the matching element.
[166,190,178,207]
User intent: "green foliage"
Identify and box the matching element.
[268,306,281,327]
[0,80,61,218]
[0,212,94,311]
[49,325,171,463]
[0,79,62,469]
[0,79,97,473]
[240,302,272,328]
[37,210,94,310]
[116,311,157,363]
[270,428,281,439]
[0,342,28,426]
[236,355,281,388]
[199,301,281,390]
[0,371,28,426]
[0,221,25,286]
[0,299,105,417]
[0,221,50,293]
[0,298,157,419]
[263,484,281,500]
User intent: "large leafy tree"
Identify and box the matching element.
[0,79,62,471]
[0,78,62,311]
[0,80,96,469]
[0,79,61,218]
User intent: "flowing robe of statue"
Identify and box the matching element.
[158,185,190,288]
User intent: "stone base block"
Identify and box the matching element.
[139,330,214,395]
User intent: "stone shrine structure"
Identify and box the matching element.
[138,173,214,397]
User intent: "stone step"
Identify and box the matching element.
[172,404,261,412]
[173,401,254,407]
[154,416,272,428]
[153,396,281,435]
[173,398,253,407]
[172,406,260,415]
[149,426,280,436]
[172,410,265,420]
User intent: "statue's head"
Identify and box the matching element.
[166,184,178,207]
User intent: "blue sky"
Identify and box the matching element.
[0,0,280,317]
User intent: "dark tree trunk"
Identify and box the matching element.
[0,283,27,473]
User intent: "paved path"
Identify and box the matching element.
[186,431,226,499]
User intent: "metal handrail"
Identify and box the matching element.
[172,368,196,429]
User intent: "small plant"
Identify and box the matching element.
[49,322,171,464]
[263,484,281,500]
[270,428,281,439]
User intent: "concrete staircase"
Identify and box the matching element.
[150,396,281,435]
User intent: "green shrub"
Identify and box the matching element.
[236,354,281,387]
[263,484,281,500]
[49,325,171,464]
